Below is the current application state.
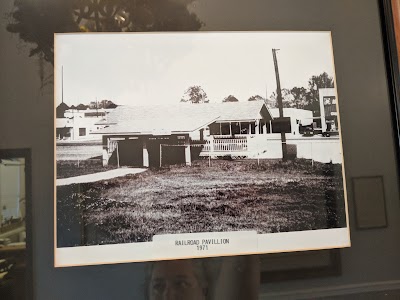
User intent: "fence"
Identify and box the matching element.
[200,135,342,163]
[202,137,248,153]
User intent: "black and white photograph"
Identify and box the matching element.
[54,32,350,267]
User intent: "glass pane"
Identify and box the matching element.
[0,157,26,299]
[0,158,25,245]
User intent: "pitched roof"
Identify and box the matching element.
[95,101,272,135]
[269,108,313,119]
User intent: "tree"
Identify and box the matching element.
[222,95,239,102]
[90,99,118,109]
[180,86,209,103]
[305,72,334,115]
[104,101,118,109]
[248,95,265,101]
[100,100,118,109]
[76,104,88,110]
[269,72,334,113]
[269,89,292,107]
[289,87,307,109]
[6,0,203,65]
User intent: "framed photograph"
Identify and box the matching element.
[4,0,400,298]
[54,31,350,267]
[0,149,33,299]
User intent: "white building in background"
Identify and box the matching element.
[56,108,114,141]
[319,88,339,133]
[269,108,314,135]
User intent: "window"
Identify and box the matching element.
[0,158,25,229]
[79,128,86,136]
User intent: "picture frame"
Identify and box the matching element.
[0,148,33,299]
[53,31,350,267]
[3,1,400,298]
[259,0,400,282]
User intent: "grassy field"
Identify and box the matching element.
[56,159,346,247]
[56,159,117,178]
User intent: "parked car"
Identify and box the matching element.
[302,127,314,136]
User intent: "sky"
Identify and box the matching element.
[55,31,336,107]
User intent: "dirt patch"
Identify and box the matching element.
[57,160,117,179]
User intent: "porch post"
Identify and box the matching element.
[249,123,251,134]
[143,137,149,167]
[229,122,232,136]
[102,136,109,166]
[184,135,191,166]
[263,122,267,134]
[269,120,272,133]
[256,120,260,135]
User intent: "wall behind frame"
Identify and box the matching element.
[0,0,399,298]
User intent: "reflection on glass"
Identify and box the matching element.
[147,260,209,300]
[0,158,26,246]
[145,256,260,300]
[0,157,26,299]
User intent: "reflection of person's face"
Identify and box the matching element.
[149,260,206,300]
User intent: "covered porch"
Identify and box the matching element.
[208,119,274,136]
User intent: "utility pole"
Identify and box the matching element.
[272,49,288,161]
[61,66,64,104]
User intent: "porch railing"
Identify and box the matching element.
[202,137,248,153]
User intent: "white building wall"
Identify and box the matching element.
[248,135,341,163]
[319,88,337,132]
[57,109,113,141]
[0,158,25,225]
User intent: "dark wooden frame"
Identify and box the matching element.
[260,0,400,282]
[1,0,398,286]
[380,0,400,175]
[0,149,33,299]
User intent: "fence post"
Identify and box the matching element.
[311,141,314,168]
[159,144,162,168]
[116,142,120,168]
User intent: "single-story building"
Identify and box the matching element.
[94,101,316,167]
[95,101,273,166]
[56,108,114,141]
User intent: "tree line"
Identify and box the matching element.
[180,72,334,115]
